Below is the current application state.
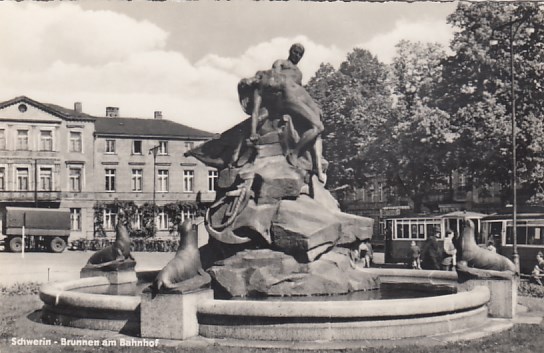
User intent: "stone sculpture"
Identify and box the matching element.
[458,219,516,273]
[85,209,134,269]
[186,44,377,297]
[153,220,210,293]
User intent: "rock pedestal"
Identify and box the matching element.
[80,259,137,284]
[140,288,213,340]
[208,249,380,298]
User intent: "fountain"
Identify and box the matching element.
[39,43,517,346]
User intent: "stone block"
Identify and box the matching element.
[458,275,517,318]
[252,158,304,204]
[140,288,213,340]
[271,196,341,257]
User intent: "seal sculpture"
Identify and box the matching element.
[153,220,204,291]
[459,219,516,273]
[86,209,134,266]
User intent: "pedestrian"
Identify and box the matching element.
[531,251,544,286]
[358,240,372,268]
[442,230,457,271]
[421,232,442,270]
[486,240,497,253]
[408,241,421,269]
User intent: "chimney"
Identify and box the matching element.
[154,111,163,120]
[106,107,119,118]
[74,102,82,113]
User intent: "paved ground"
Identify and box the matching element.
[0,250,386,286]
[0,251,173,286]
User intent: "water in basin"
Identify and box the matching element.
[68,281,455,300]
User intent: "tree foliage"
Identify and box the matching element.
[306,49,393,190]
[306,3,543,208]
[439,2,544,203]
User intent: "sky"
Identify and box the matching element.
[0,1,458,133]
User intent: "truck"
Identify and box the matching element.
[1,207,71,253]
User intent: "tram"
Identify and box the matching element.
[383,211,486,265]
[480,208,544,274]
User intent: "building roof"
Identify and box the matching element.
[94,116,215,140]
[440,211,488,219]
[0,96,215,140]
[0,96,96,121]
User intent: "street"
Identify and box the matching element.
[0,250,385,286]
[0,251,173,286]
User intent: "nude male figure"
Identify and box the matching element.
[248,44,326,182]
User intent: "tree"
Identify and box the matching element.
[391,40,447,110]
[306,49,393,190]
[438,2,544,204]
[358,41,453,212]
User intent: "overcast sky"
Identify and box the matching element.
[0,1,457,133]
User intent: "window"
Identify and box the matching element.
[0,129,6,150]
[69,131,82,152]
[39,168,52,191]
[132,140,142,155]
[158,141,168,155]
[105,139,116,154]
[17,130,29,150]
[158,169,169,192]
[69,168,81,192]
[157,210,169,230]
[70,208,81,231]
[131,213,142,230]
[105,169,116,192]
[185,141,195,151]
[16,168,29,191]
[40,130,53,151]
[181,208,195,222]
[183,170,194,192]
[208,170,218,192]
[131,169,143,191]
[103,209,117,230]
[0,167,5,190]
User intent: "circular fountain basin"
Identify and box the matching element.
[39,270,159,334]
[39,268,492,341]
[196,269,489,341]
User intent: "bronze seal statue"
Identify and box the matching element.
[459,219,516,273]
[153,220,206,292]
[86,209,134,267]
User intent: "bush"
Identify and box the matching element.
[518,280,544,298]
[0,282,41,296]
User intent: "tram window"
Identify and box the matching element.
[490,222,502,234]
[506,225,528,245]
[506,226,513,245]
[418,225,425,239]
[402,224,409,238]
[517,226,528,245]
[426,224,435,239]
[396,224,408,239]
[528,227,544,245]
[411,225,417,238]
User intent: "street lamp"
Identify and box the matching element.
[149,144,160,237]
[490,14,534,273]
